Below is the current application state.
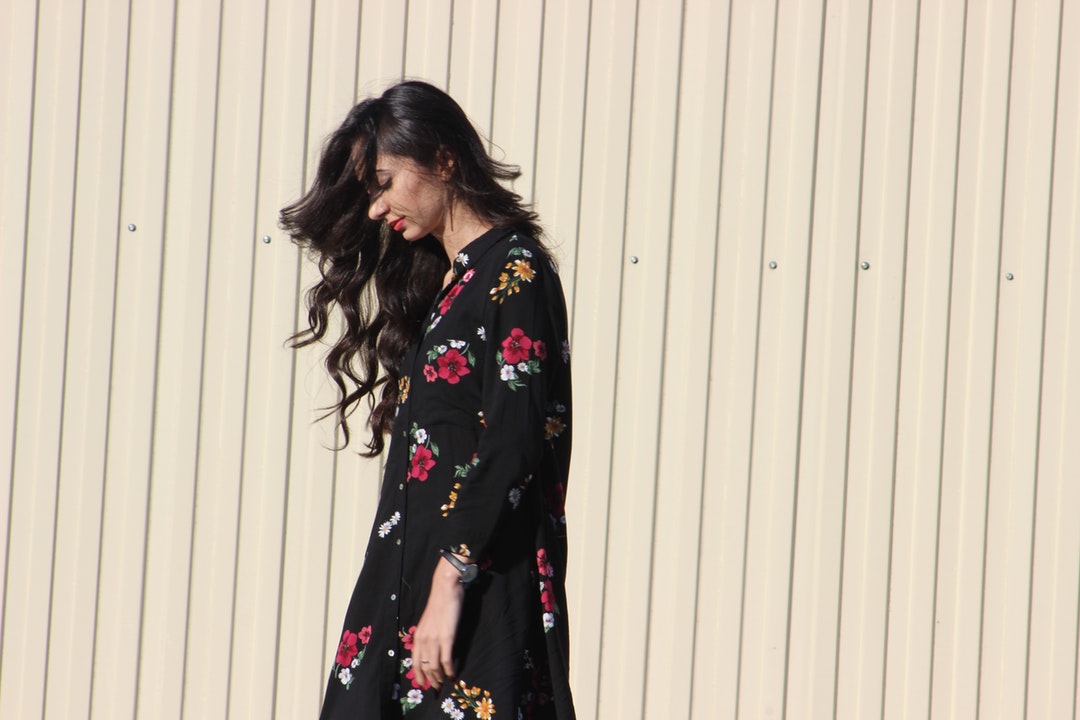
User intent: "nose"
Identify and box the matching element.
[368,194,387,221]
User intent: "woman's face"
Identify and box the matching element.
[365,153,449,241]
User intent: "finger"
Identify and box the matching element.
[418,653,446,690]
[440,642,455,681]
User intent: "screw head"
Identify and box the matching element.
[769,261,777,269]
[1005,272,1014,281]
[630,256,639,264]
[127,224,136,232]
[861,261,870,270]
[262,235,271,244]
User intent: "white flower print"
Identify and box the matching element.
[415,428,428,445]
[403,656,413,668]
[377,511,402,538]
[441,702,465,720]
[500,365,517,382]
[522,249,533,258]
[401,686,424,712]
[449,339,465,349]
[437,344,448,354]
[429,315,442,330]
[508,487,522,509]
[543,612,555,630]
[458,253,469,266]
[561,339,571,363]
[555,403,566,413]
[351,655,360,668]
[516,361,528,372]
[477,326,487,341]
[338,667,352,684]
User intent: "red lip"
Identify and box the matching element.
[390,217,405,232]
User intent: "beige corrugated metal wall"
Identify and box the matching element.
[1,0,1077,718]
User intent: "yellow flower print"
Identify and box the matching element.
[440,482,461,517]
[450,681,496,718]
[489,247,536,303]
[544,416,565,441]
[397,375,410,404]
[511,259,534,282]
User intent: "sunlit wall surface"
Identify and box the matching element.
[2,1,1077,718]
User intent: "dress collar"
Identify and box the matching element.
[450,226,517,278]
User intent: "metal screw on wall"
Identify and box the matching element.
[262,235,272,244]
[769,261,777,269]
[1005,272,1014,281]
[630,256,638,264]
[127,224,136,232]
[861,261,870,270]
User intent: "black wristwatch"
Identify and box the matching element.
[439,548,480,584]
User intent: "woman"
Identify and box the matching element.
[280,81,575,720]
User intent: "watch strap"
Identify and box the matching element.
[439,548,479,584]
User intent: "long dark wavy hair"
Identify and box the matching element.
[280,80,545,455]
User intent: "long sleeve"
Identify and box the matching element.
[434,243,569,560]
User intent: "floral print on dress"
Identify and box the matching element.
[536,549,558,633]
[543,415,565,441]
[318,228,573,719]
[443,453,479,517]
[446,680,496,719]
[397,625,426,711]
[428,268,476,333]
[495,328,542,391]
[377,511,402,538]
[508,474,532,510]
[408,424,439,481]
[489,246,535,304]
[332,625,372,689]
[545,480,567,526]
[401,687,425,713]
[518,649,555,720]
[424,339,476,384]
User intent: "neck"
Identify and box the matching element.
[435,203,492,263]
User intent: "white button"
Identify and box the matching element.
[390,593,397,601]
[399,483,404,490]
[388,649,395,657]
[396,539,402,545]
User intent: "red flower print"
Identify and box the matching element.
[545,481,567,519]
[401,625,417,650]
[537,549,554,578]
[358,625,372,645]
[336,630,360,666]
[461,268,475,283]
[533,339,547,360]
[409,445,436,481]
[439,283,463,314]
[501,328,533,364]
[406,665,425,689]
[423,364,437,382]
[541,586,556,612]
[437,349,471,384]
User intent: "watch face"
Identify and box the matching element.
[461,563,479,584]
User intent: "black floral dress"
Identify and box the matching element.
[320,228,575,720]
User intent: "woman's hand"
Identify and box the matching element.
[410,556,467,692]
